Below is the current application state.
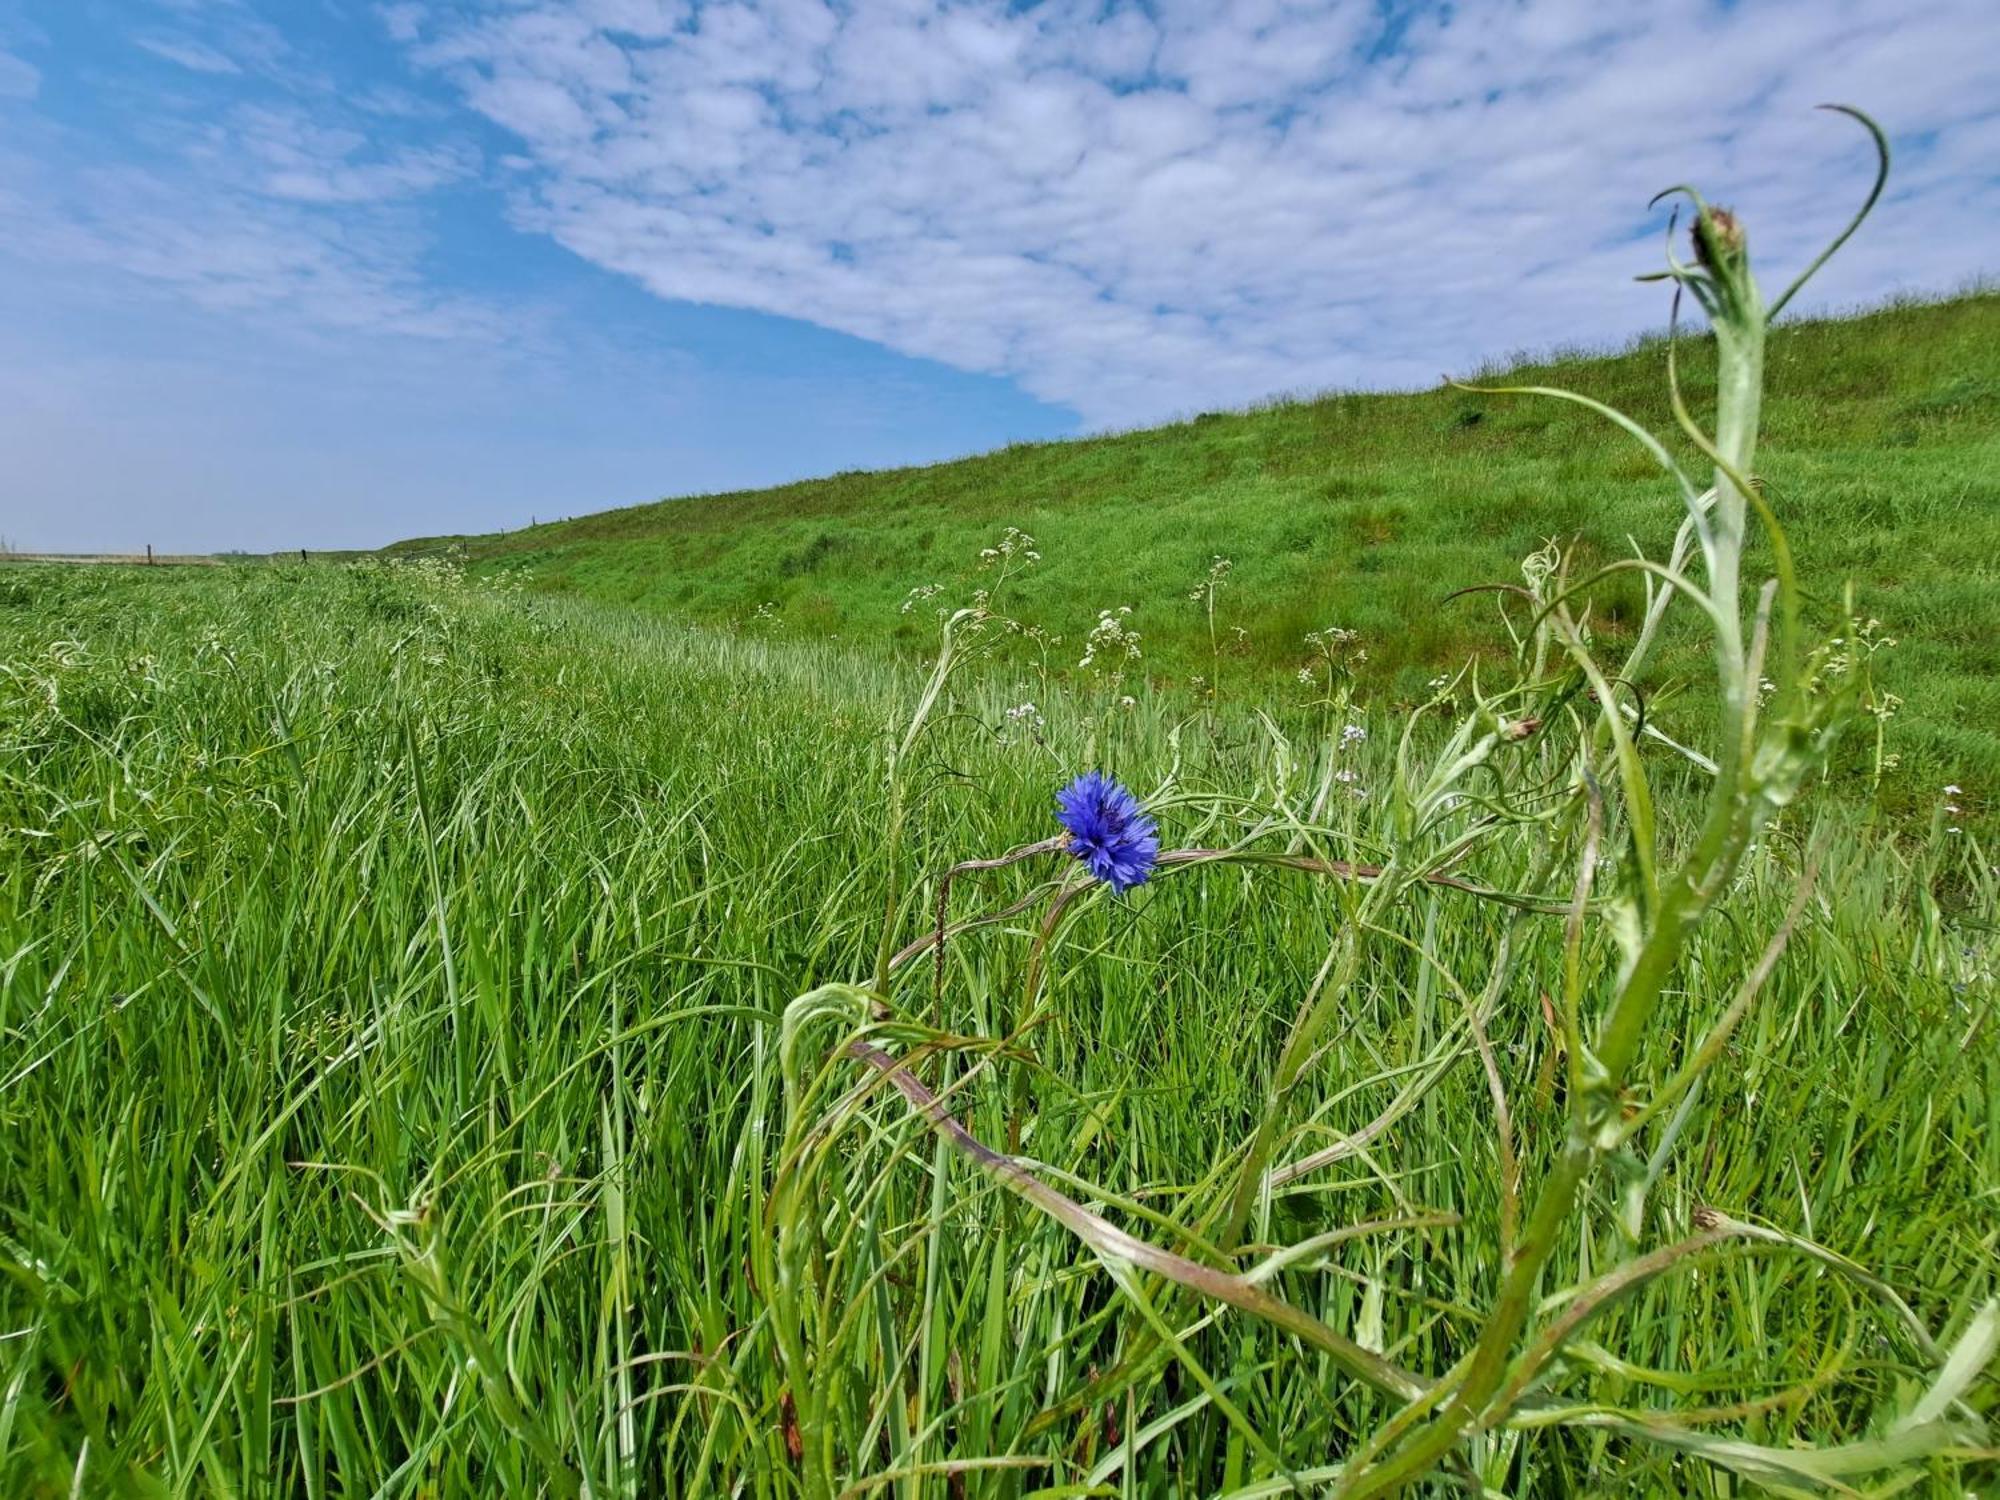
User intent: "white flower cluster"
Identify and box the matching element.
[1003,701,1045,734]
[1305,624,1359,652]
[978,527,1042,569]
[1298,625,1367,701]
[900,583,945,616]
[477,565,533,596]
[1079,606,1141,674]
[384,553,469,593]
[1011,620,1062,652]
[1187,555,1233,602]
[1811,616,1897,692]
[1303,624,1368,672]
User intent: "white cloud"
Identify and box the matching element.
[0,159,502,341]
[135,35,244,74]
[397,0,2000,425]
[1,1,488,348]
[217,105,478,202]
[0,48,40,100]
[0,83,491,347]
[132,2,315,86]
[377,4,426,45]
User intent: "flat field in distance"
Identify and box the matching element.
[1,561,1992,1494]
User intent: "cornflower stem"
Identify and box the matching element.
[1006,875,1092,1153]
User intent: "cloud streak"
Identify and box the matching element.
[399,0,2000,425]
[0,47,38,100]
[0,158,500,341]
[135,35,245,75]
[0,15,493,349]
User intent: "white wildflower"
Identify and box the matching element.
[1002,702,1046,737]
[1079,608,1141,676]
[978,527,1040,571]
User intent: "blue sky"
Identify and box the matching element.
[1,1,1994,553]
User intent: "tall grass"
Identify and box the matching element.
[1,549,1992,1495]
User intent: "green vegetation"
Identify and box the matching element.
[7,119,1998,1499]
[1,556,1992,1495]
[404,290,2000,809]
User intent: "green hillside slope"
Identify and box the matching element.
[401,292,2000,795]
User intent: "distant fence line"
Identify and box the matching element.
[0,544,472,568]
[0,547,341,567]
[0,552,223,567]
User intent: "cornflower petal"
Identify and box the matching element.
[1054,772,1160,892]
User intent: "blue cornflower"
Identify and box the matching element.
[1055,771,1159,892]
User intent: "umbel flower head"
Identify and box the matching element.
[1055,771,1159,892]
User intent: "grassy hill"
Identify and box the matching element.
[399,291,2000,798]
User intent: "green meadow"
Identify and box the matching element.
[5,150,2000,1492]
[405,291,2000,813]
[1,549,1993,1495]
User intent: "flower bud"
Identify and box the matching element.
[1691,206,1747,273]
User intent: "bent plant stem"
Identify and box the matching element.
[1489,1219,1747,1416]
[848,1040,1428,1405]
[874,609,979,993]
[1340,182,1803,1499]
[768,984,881,1499]
[931,836,1067,1011]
